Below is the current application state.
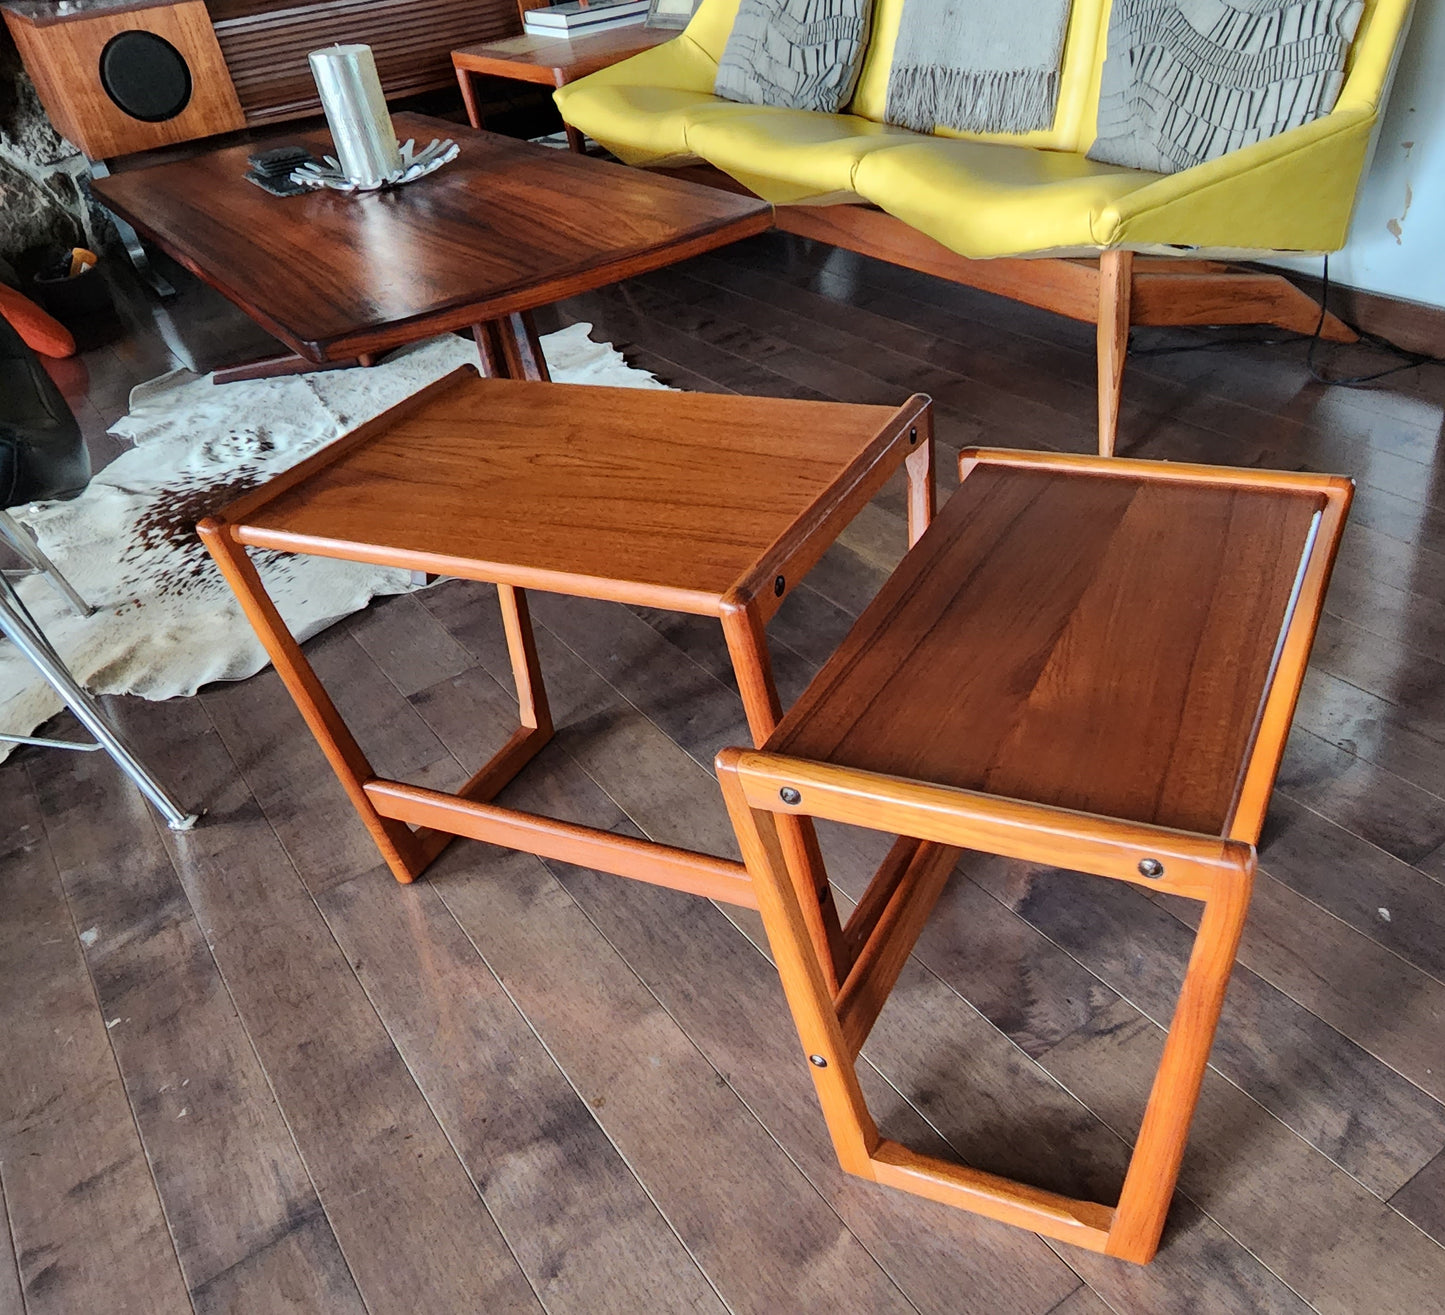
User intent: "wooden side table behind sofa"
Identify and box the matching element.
[454,28,674,152]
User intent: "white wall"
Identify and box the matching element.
[1276,0,1445,308]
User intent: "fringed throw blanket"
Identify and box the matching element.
[884,0,1073,134]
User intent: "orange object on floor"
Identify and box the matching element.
[0,280,75,358]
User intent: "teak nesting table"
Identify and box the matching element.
[199,368,934,904]
[717,448,1351,1263]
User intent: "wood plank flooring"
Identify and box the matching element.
[4,232,1445,1313]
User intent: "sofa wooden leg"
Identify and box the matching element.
[1096,250,1133,458]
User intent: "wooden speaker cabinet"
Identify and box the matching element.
[2,1,246,159]
[2,0,520,162]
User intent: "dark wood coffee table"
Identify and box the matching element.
[199,370,936,912]
[453,29,675,152]
[91,111,769,382]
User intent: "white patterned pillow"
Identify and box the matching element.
[1088,0,1365,174]
[714,0,871,113]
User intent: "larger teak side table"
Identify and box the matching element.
[200,370,934,934]
[91,112,768,383]
[717,448,1351,1264]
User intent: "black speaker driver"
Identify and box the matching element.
[99,30,193,123]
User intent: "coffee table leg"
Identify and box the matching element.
[499,584,551,736]
[200,522,558,884]
[456,65,482,129]
[472,316,553,781]
[473,313,551,381]
[472,321,506,377]
[212,353,377,386]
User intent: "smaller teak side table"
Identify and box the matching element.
[200,369,933,922]
[717,448,1351,1265]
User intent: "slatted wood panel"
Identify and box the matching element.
[211,0,521,123]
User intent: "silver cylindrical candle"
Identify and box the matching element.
[307,44,402,187]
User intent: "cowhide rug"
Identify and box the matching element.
[0,324,665,760]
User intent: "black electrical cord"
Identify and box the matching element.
[1127,254,1445,387]
[1304,254,1441,385]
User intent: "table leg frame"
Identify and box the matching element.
[716,749,1256,1264]
[199,521,437,880]
[211,352,378,387]
[456,65,482,130]
[722,601,849,989]
[198,522,760,900]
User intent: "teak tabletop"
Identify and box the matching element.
[91,112,769,370]
[199,368,936,907]
[716,448,1352,1266]
[227,376,916,610]
[769,456,1330,836]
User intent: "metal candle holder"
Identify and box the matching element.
[291,137,460,193]
[303,43,458,193]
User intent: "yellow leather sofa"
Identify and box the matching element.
[556,0,1414,454]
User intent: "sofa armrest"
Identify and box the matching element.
[1096,107,1378,254]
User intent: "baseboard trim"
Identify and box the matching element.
[1280,271,1445,359]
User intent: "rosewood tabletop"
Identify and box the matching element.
[91,112,770,365]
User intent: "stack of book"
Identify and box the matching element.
[522,0,649,35]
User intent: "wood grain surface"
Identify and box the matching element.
[26,743,365,1313]
[2,0,244,159]
[0,774,191,1314]
[770,462,1332,837]
[225,374,912,610]
[91,115,770,361]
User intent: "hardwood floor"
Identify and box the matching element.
[4,231,1445,1313]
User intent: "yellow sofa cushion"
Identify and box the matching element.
[685,109,917,203]
[552,29,753,167]
[851,137,1159,257]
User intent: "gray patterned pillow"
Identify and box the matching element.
[1088,0,1365,174]
[714,0,871,113]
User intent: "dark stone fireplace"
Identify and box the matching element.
[0,24,105,265]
